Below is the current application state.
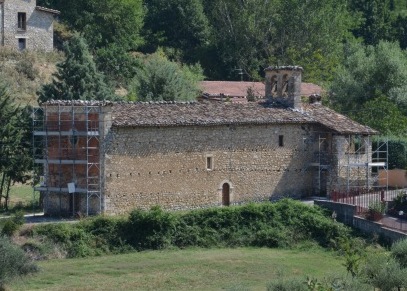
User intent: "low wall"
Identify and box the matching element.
[353,216,406,244]
[314,200,356,226]
[315,200,407,244]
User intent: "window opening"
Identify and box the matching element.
[206,156,213,170]
[279,135,284,147]
[18,38,26,50]
[18,12,26,30]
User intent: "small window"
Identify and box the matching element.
[279,135,284,147]
[206,156,213,170]
[18,38,26,51]
[18,12,27,31]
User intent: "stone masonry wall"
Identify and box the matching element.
[2,0,54,51]
[331,135,372,192]
[104,124,316,215]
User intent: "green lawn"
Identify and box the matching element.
[0,183,40,215]
[8,184,34,206]
[10,247,346,290]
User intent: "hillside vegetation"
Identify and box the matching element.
[0,48,63,105]
[16,200,349,259]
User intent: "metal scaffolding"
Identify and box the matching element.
[338,135,388,193]
[309,133,388,196]
[32,104,103,216]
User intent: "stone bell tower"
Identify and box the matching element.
[265,66,303,109]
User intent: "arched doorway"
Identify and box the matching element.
[222,183,230,206]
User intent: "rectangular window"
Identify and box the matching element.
[18,12,26,31]
[206,156,213,170]
[279,135,284,147]
[18,38,26,50]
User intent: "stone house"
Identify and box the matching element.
[33,66,379,216]
[0,0,59,51]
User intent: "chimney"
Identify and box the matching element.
[309,94,322,105]
[264,66,303,109]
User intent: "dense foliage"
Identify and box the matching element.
[31,1,407,134]
[38,34,116,102]
[129,52,204,101]
[0,85,32,210]
[32,200,350,258]
[0,235,38,290]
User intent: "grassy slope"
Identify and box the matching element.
[10,247,345,290]
[0,48,63,106]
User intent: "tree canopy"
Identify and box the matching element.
[329,41,407,135]
[129,52,204,102]
[0,84,32,210]
[38,0,144,51]
[38,34,116,103]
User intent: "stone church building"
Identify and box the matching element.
[33,66,378,216]
[0,0,59,51]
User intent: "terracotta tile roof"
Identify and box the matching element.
[199,81,323,100]
[42,100,377,135]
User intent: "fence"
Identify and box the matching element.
[328,188,407,233]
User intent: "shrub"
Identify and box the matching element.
[391,238,407,268]
[125,206,178,250]
[1,220,19,237]
[30,199,352,257]
[0,235,38,290]
[361,252,407,291]
[1,211,25,236]
[15,59,39,81]
[267,278,307,291]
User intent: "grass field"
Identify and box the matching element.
[0,183,40,215]
[9,247,346,290]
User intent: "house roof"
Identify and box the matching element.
[111,101,377,135]
[199,81,323,99]
[42,100,377,135]
[302,103,378,135]
[35,6,60,15]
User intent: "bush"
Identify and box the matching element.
[361,252,407,291]
[391,238,407,268]
[267,278,307,291]
[0,235,38,289]
[15,59,39,81]
[1,211,25,236]
[30,199,352,257]
[1,220,19,237]
[125,206,178,250]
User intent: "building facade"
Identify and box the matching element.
[0,0,59,51]
[33,67,381,216]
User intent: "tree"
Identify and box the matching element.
[129,52,204,102]
[204,0,353,82]
[330,41,407,114]
[0,85,32,210]
[142,0,210,63]
[95,44,142,88]
[350,0,393,45]
[38,34,116,103]
[37,0,145,51]
[357,96,407,135]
